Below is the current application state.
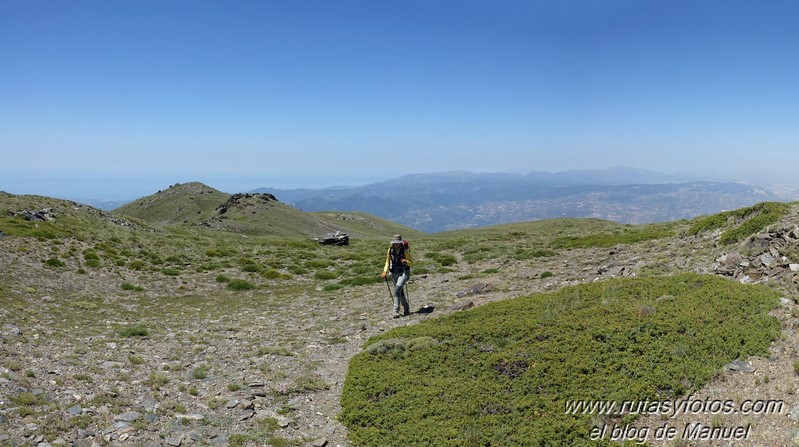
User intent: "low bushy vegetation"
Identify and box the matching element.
[119,325,149,338]
[689,202,790,244]
[227,279,256,291]
[341,274,780,447]
[552,223,675,249]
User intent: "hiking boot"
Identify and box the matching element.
[403,309,410,316]
[392,312,400,319]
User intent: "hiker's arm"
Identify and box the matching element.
[381,248,390,276]
[403,250,412,267]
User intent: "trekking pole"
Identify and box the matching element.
[404,278,410,311]
[384,276,393,301]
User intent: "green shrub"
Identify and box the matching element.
[192,365,208,380]
[228,434,247,447]
[128,260,145,270]
[258,346,295,357]
[216,275,231,283]
[315,270,339,280]
[341,274,780,447]
[72,301,98,310]
[74,373,93,383]
[85,259,101,268]
[540,271,554,279]
[121,282,144,292]
[426,252,458,266]
[45,257,65,267]
[11,392,45,406]
[552,224,673,249]
[513,248,557,260]
[161,267,181,276]
[305,260,332,269]
[119,325,149,337]
[288,265,309,275]
[227,279,255,291]
[261,269,283,279]
[242,263,261,273]
[145,372,169,390]
[689,202,789,244]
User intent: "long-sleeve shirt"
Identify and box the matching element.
[383,246,412,273]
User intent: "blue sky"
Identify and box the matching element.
[2,0,798,199]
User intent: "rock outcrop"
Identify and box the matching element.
[713,224,799,285]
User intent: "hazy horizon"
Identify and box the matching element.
[3,1,799,199]
[3,165,798,205]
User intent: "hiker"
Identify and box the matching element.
[380,234,412,318]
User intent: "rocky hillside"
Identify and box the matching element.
[112,182,422,239]
[2,196,799,446]
[114,182,229,226]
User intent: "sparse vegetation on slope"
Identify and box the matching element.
[3,189,798,447]
[551,222,675,249]
[340,274,780,447]
[689,201,790,244]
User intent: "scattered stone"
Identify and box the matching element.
[185,431,203,442]
[277,417,292,428]
[114,411,141,423]
[211,435,228,445]
[449,300,474,312]
[67,404,83,415]
[789,404,799,422]
[142,398,159,413]
[100,361,124,369]
[310,438,328,447]
[240,399,255,410]
[117,426,136,441]
[1,324,21,336]
[724,360,756,373]
[175,414,205,422]
[76,429,94,438]
[165,437,182,447]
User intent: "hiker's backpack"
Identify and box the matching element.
[390,240,411,272]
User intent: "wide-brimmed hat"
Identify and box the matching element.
[390,234,403,244]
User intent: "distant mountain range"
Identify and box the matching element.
[252,167,781,233]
